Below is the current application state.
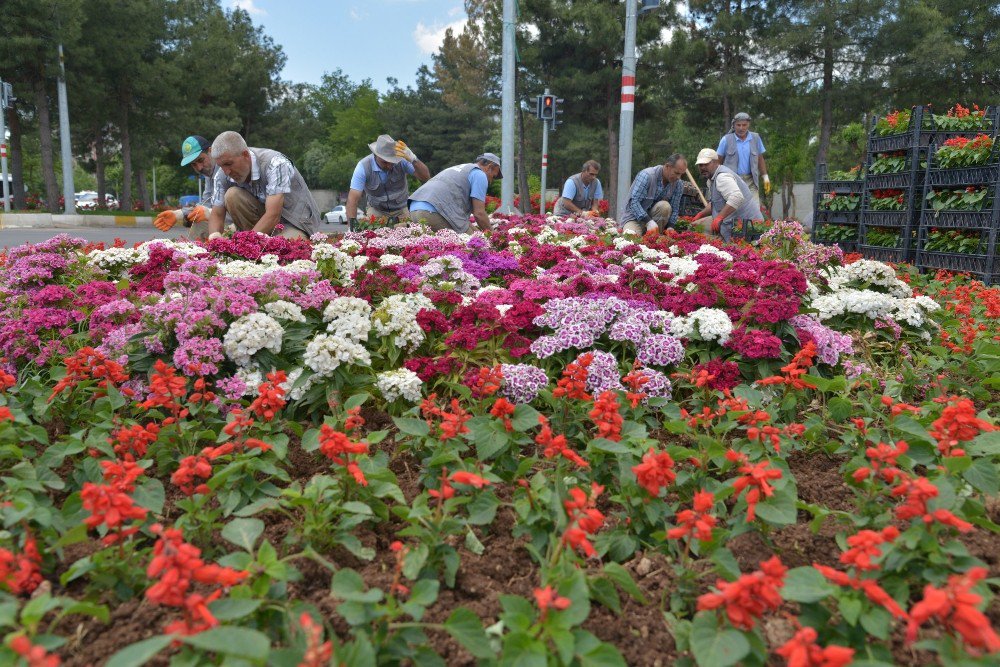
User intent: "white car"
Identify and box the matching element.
[76,193,119,210]
[324,205,347,224]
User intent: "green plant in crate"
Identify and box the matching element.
[815,224,856,242]
[932,104,992,132]
[924,229,981,254]
[869,189,906,211]
[926,187,990,213]
[875,109,911,136]
[827,166,863,180]
[865,227,901,248]
[935,135,994,168]
[869,152,909,174]
[817,192,860,212]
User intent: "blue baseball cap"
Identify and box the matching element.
[180,135,210,166]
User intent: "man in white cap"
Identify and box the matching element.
[346,135,430,228]
[620,154,688,235]
[206,131,321,240]
[153,135,218,239]
[692,148,762,243]
[407,153,502,233]
[717,112,770,208]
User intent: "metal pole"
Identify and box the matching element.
[152,163,157,203]
[57,44,75,215]
[615,0,638,221]
[500,0,516,213]
[540,88,550,215]
[0,82,10,212]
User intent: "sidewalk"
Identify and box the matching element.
[0,212,156,229]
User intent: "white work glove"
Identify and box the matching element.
[208,232,223,241]
[394,140,417,163]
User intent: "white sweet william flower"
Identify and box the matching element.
[694,244,733,261]
[379,253,406,267]
[223,312,284,366]
[375,368,423,403]
[661,257,700,281]
[323,297,372,342]
[372,293,434,350]
[338,239,363,255]
[235,366,263,396]
[280,367,315,401]
[264,300,306,323]
[303,333,371,376]
[671,307,732,344]
[87,246,150,272]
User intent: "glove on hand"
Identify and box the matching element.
[394,140,416,162]
[762,174,772,195]
[154,210,181,231]
[186,205,207,223]
[711,215,724,234]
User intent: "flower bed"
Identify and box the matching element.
[0,218,998,666]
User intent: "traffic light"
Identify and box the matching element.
[552,97,565,128]
[539,94,555,120]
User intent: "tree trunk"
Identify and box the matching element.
[816,38,835,165]
[34,79,59,213]
[607,100,618,220]
[120,92,133,212]
[95,129,107,208]
[516,100,530,214]
[136,166,150,211]
[8,105,26,209]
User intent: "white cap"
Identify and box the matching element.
[695,148,719,165]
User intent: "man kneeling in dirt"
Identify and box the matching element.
[206,131,320,240]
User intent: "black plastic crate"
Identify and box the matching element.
[864,171,917,190]
[816,180,864,194]
[916,250,1000,275]
[811,220,859,249]
[926,164,1000,187]
[813,210,861,225]
[859,246,909,263]
[918,209,997,230]
[868,106,999,152]
[860,210,912,227]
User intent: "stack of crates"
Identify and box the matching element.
[811,164,863,252]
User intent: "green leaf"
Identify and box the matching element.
[207,598,262,621]
[828,397,853,424]
[602,562,647,604]
[131,479,165,515]
[330,568,383,603]
[344,392,370,410]
[105,635,173,667]
[969,431,1000,456]
[963,458,1000,495]
[220,518,265,552]
[782,567,835,603]
[394,417,430,437]
[752,485,798,526]
[711,548,741,582]
[500,631,548,667]
[468,417,511,460]
[181,626,271,660]
[891,416,933,446]
[689,612,750,667]
[578,641,627,667]
[511,404,541,431]
[445,608,495,659]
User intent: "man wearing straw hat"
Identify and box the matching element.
[346,135,430,228]
[620,154,688,235]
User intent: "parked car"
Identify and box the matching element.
[76,193,119,211]
[324,205,347,224]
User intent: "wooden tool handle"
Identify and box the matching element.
[685,167,709,208]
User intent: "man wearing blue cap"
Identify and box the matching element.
[407,153,501,233]
[153,135,219,239]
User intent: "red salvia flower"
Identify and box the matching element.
[428,467,455,501]
[923,508,974,533]
[907,567,1000,654]
[852,440,908,485]
[727,451,783,522]
[813,563,908,619]
[108,422,160,460]
[839,526,899,571]
[49,347,130,401]
[140,360,189,420]
[534,586,572,620]
[631,448,676,497]
[667,490,717,542]
[0,406,12,423]
[0,534,43,595]
[891,476,938,521]
[489,397,516,431]
[172,455,213,496]
[589,390,623,442]
[929,396,995,457]
[297,613,334,667]
[344,406,365,432]
[450,470,492,489]
[536,415,589,468]
[248,370,287,421]
[775,625,855,667]
[318,425,369,486]
[697,556,787,630]
[470,365,503,398]
[562,483,605,558]
[9,634,61,667]
[553,354,592,401]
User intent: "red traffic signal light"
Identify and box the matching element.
[540,94,555,120]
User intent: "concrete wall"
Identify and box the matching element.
[0,212,158,229]
[310,189,346,212]
[773,183,815,229]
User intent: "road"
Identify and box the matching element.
[0,226,187,248]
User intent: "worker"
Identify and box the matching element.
[553,160,603,217]
[620,154,688,235]
[152,135,218,239]
[206,131,320,240]
[691,148,762,243]
[717,112,770,209]
[346,134,430,229]
[407,153,502,234]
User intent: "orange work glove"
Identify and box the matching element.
[711,215,724,234]
[186,205,208,223]
[154,210,181,231]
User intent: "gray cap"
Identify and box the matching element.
[477,152,503,178]
[733,112,751,122]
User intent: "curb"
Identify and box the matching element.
[0,213,156,229]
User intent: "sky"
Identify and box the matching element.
[229,0,467,92]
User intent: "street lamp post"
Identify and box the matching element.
[500,0,516,213]
[57,43,75,215]
[0,81,12,213]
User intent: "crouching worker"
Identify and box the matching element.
[205,131,320,240]
[153,135,218,239]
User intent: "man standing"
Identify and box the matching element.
[407,153,502,234]
[717,112,770,209]
[692,148,762,243]
[153,135,218,239]
[554,160,603,217]
[346,134,430,228]
[206,131,320,240]
[620,154,687,235]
